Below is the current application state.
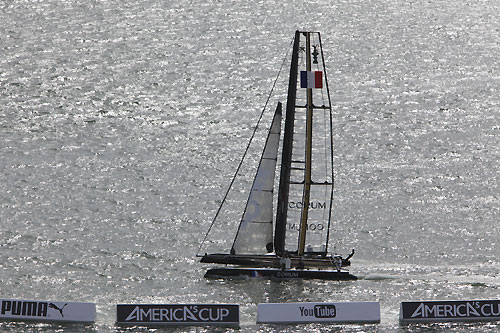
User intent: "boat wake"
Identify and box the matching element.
[362,274,399,281]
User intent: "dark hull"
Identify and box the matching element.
[200,253,351,269]
[205,267,357,280]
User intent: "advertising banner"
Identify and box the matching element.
[257,302,380,324]
[0,298,95,324]
[116,304,239,327]
[400,300,500,323]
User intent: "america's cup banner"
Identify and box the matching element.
[0,298,96,323]
[116,304,239,327]
[400,300,500,323]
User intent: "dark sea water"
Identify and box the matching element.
[1,0,499,331]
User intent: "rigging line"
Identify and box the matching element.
[312,33,326,107]
[318,37,331,248]
[313,34,330,181]
[318,32,335,254]
[310,33,329,186]
[196,37,294,257]
[311,33,330,242]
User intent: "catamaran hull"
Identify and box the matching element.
[205,268,357,280]
[200,253,351,269]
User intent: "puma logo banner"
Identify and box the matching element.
[116,304,239,327]
[0,299,96,323]
[400,300,500,323]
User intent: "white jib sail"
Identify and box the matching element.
[232,104,282,254]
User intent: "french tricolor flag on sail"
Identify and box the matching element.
[300,71,323,88]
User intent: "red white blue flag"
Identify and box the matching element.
[300,71,323,88]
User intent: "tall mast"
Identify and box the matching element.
[274,30,300,255]
[297,32,314,256]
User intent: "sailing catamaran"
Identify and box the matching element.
[198,31,357,280]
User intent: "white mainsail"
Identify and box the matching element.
[232,104,282,254]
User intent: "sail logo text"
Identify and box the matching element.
[288,223,324,231]
[410,301,500,318]
[124,305,231,322]
[276,271,299,278]
[1,300,48,317]
[289,201,326,210]
[299,305,336,318]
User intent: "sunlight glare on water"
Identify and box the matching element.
[0,0,499,331]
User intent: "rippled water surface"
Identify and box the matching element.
[1,0,499,331]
